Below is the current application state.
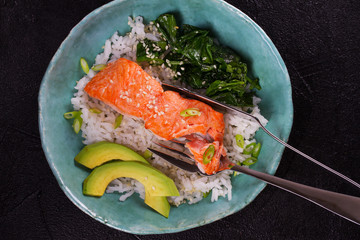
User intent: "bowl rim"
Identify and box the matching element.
[38,0,293,234]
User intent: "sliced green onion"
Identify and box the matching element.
[80,57,89,74]
[72,112,83,134]
[243,142,256,155]
[180,108,201,117]
[89,108,102,114]
[203,145,215,164]
[91,64,107,72]
[143,149,153,159]
[203,191,211,198]
[252,143,262,158]
[114,115,123,129]
[242,157,258,166]
[235,134,244,148]
[63,111,78,119]
[64,110,82,134]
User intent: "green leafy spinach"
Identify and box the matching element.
[136,13,261,107]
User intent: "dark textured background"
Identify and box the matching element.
[1,0,360,239]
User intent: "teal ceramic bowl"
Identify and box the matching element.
[39,0,293,234]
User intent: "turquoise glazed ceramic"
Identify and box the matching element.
[39,0,293,234]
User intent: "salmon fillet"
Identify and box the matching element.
[84,58,229,174]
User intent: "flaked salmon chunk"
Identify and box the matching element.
[84,58,229,174]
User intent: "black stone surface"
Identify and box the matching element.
[1,0,359,239]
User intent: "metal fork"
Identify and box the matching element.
[147,144,360,225]
[162,83,360,189]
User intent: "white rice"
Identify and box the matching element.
[71,16,268,206]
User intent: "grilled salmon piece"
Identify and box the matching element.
[145,91,224,141]
[84,58,229,174]
[84,58,164,119]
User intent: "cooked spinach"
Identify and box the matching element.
[136,13,261,107]
[136,39,165,65]
[154,14,178,45]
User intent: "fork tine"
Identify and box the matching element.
[169,138,188,146]
[153,141,193,159]
[147,148,199,173]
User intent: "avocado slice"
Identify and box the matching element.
[83,161,179,197]
[75,141,148,168]
[145,194,170,218]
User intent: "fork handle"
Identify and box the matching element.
[255,119,360,189]
[232,165,360,225]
